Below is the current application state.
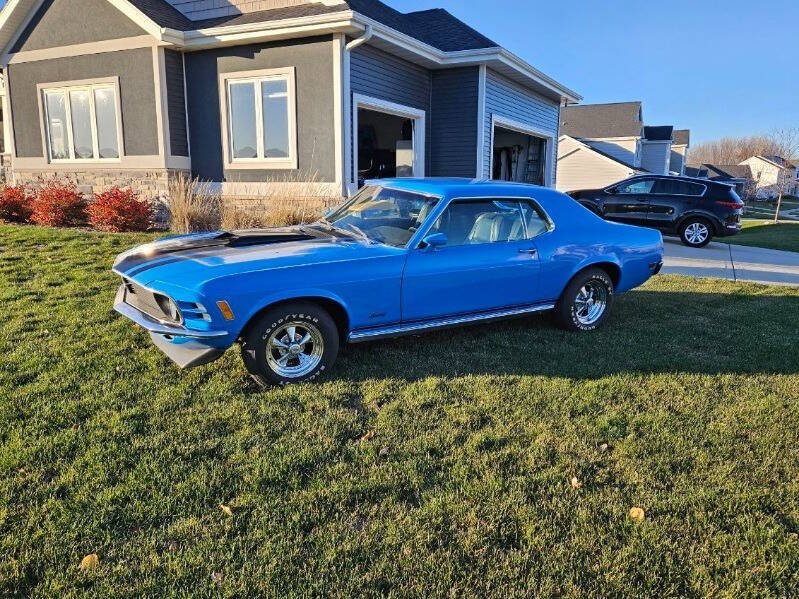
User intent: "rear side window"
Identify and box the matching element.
[653,179,705,196]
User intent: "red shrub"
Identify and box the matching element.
[31,180,87,227]
[88,187,152,232]
[0,185,34,223]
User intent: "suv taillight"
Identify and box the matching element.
[716,200,743,209]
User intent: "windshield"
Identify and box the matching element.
[323,185,440,248]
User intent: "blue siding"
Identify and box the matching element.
[430,67,479,177]
[482,70,561,186]
[350,45,432,175]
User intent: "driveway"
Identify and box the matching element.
[662,238,799,286]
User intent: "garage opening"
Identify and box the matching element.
[492,126,547,185]
[357,108,415,187]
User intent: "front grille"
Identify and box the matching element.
[122,279,179,324]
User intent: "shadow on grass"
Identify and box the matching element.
[319,289,799,383]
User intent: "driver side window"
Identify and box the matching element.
[617,179,656,194]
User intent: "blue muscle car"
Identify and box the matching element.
[113,179,664,386]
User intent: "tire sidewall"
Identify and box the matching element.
[680,218,713,248]
[243,303,339,386]
[558,269,615,332]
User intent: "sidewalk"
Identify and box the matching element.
[661,238,799,286]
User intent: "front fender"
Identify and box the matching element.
[229,287,353,339]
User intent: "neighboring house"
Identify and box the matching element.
[739,155,798,199]
[556,101,687,191]
[0,0,580,202]
[669,129,690,175]
[689,163,753,198]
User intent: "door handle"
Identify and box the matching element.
[519,248,538,256]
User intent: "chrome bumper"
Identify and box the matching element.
[113,285,227,339]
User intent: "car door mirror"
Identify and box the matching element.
[421,232,447,249]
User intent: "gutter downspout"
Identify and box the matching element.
[346,24,373,51]
[342,25,373,196]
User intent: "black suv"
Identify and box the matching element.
[569,175,744,247]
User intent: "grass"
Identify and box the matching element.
[718,219,799,253]
[2,224,799,597]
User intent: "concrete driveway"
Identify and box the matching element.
[661,238,799,286]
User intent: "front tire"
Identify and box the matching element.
[241,302,339,387]
[554,268,614,331]
[679,218,713,248]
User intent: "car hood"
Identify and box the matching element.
[113,228,400,290]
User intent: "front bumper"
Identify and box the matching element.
[114,285,229,369]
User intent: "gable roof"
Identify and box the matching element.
[673,129,690,146]
[560,135,648,173]
[126,0,498,52]
[561,102,643,139]
[643,126,673,142]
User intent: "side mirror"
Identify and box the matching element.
[421,232,447,249]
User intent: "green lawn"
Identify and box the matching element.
[2,224,799,597]
[719,219,799,253]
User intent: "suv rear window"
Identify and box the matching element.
[653,179,705,196]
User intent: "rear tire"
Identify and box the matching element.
[554,268,614,332]
[241,302,339,387]
[679,218,713,248]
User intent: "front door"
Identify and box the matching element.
[402,199,543,322]
[603,178,655,226]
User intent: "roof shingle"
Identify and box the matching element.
[561,102,643,139]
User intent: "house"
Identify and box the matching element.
[555,101,687,192]
[0,0,581,203]
[739,155,798,199]
[669,129,690,175]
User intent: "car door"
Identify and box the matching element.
[648,178,706,230]
[401,198,542,322]
[603,178,656,226]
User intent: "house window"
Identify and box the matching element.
[41,81,121,162]
[221,67,297,169]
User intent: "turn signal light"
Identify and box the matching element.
[217,301,235,321]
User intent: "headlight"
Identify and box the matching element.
[155,294,182,323]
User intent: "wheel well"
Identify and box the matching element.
[240,297,350,341]
[578,262,621,289]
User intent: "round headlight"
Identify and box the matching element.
[156,295,181,323]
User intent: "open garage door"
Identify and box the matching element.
[492,125,547,185]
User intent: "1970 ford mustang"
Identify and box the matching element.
[113,179,663,386]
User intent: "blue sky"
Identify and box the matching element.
[385,0,798,145]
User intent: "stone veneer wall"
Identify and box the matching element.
[11,169,187,200]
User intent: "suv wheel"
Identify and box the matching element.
[679,218,713,248]
[554,268,615,332]
[241,302,340,387]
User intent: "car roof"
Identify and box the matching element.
[365,177,552,197]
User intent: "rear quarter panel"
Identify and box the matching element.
[534,190,663,300]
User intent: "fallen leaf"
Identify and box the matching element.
[359,431,374,443]
[379,446,389,457]
[599,443,609,453]
[211,571,223,584]
[629,507,645,524]
[80,554,99,571]
[219,504,233,517]
[570,476,582,490]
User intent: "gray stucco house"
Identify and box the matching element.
[0,0,580,200]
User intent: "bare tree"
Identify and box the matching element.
[689,132,797,166]
[769,129,799,223]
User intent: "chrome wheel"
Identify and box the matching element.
[266,321,324,379]
[574,281,608,326]
[685,222,709,245]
